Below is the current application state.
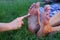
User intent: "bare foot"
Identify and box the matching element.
[44,5,51,20]
[29,2,40,15]
[28,2,40,33]
[29,3,36,14]
[37,5,51,37]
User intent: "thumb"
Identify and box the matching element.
[21,21,24,25]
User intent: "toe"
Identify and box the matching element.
[29,3,36,11]
[35,2,40,8]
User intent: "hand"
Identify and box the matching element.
[17,17,24,27]
[10,16,24,30]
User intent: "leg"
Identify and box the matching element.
[52,26,60,32]
[37,24,60,37]
[49,12,60,27]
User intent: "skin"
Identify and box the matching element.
[49,12,60,32]
[42,5,60,34]
[0,16,24,32]
[28,2,60,37]
[36,3,60,37]
[28,2,40,33]
[49,12,60,26]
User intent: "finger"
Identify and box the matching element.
[20,14,30,20]
[20,17,24,20]
[18,17,24,20]
[21,21,24,25]
[18,21,24,27]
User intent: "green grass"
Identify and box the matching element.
[0,0,60,40]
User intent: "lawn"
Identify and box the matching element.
[0,0,60,40]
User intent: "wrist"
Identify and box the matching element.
[9,18,21,30]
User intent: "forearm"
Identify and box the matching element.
[0,16,24,32]
[0,19,19,32]
[0,23,13,32]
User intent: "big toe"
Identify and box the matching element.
[35,2,40,8]
[29,3,36,11]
